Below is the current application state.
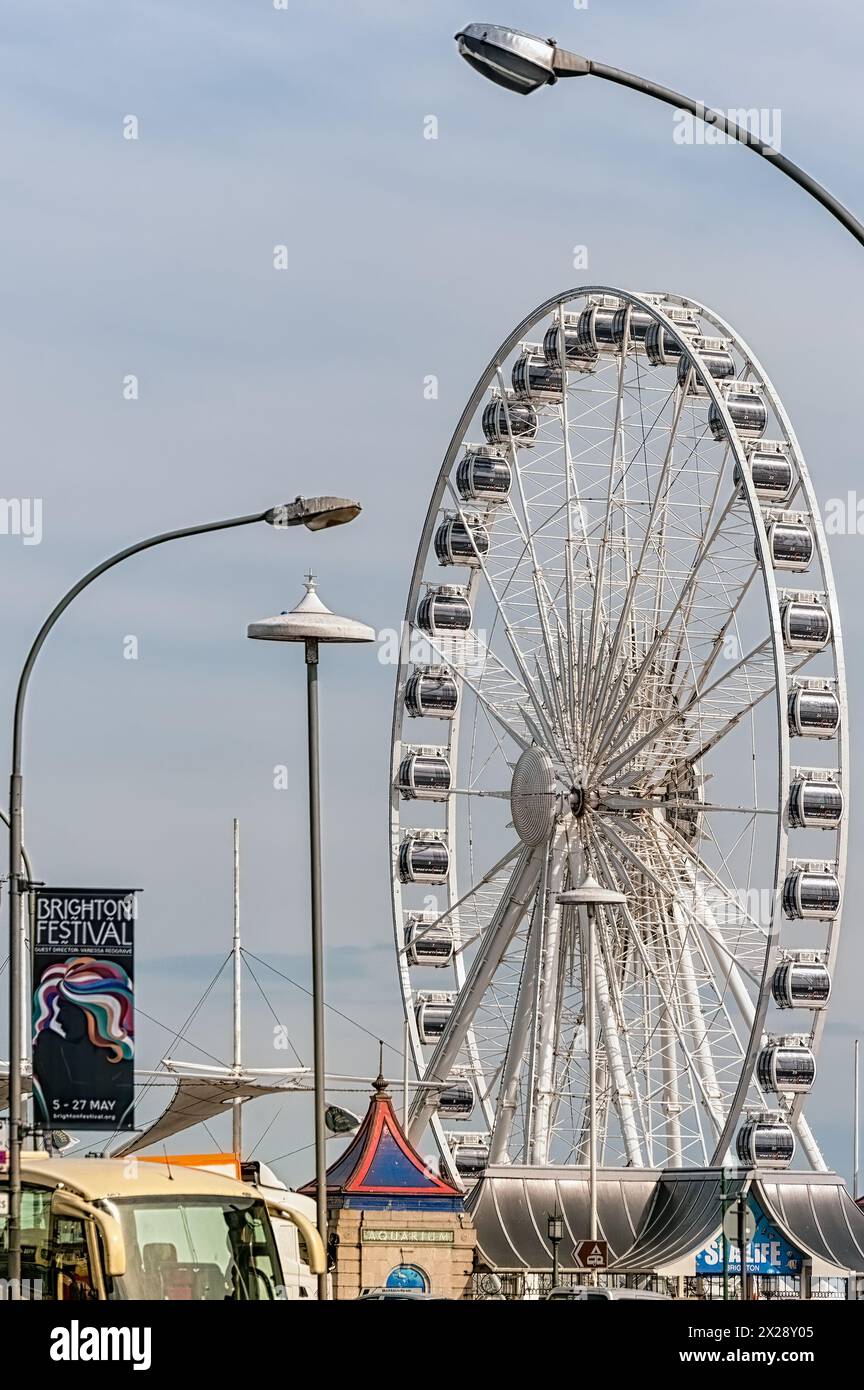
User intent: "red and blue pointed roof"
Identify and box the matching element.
[301,1074,463,1211]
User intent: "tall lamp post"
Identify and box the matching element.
[0,809,36,1093]
[547,1209,564,1291]
[247,575,375,1300]
[4,494,360,1296]
[454,23,864,249]
[557,877,626,1286]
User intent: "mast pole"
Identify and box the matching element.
[232,817,243,1158]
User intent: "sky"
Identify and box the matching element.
[1,0,863,1186]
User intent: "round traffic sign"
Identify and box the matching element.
[723,1206,756,1243]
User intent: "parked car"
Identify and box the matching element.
[356,1287,450,1300]
[546,1286,670,1301]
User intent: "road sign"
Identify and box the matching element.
[572,1238,608,1270]
[723,1207,756,1244]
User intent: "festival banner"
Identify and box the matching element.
[32,887,136,1132]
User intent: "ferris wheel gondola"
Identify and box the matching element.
[390,287,847,1183]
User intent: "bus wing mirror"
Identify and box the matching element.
[51,1190,126,1277]
[268,1203,326,1275]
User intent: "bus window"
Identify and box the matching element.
[110,1197,281,1301]
[0,1186,52,1297]
[53,1217,98,1301]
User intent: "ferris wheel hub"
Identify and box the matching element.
[568,783,599,817]
[509,746,557,845]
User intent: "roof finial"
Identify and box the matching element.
[304,571,317,594]
[374,1040,388,1095]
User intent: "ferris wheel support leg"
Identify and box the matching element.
[654,929,684,1168]
[669,898,725,1138]
[590,910,644,1166]
[686,873,828,1174]
[527,837,568,1166]
[594,824,737,1152]
[795,1116,827,1172]
[406,844,543,1145]
[488,869,546,1164]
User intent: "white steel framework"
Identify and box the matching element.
[390,288,847,1184]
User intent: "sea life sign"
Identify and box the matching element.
[695,1199,802,1276]
[32,888,136,1131]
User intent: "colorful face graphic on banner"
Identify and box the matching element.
[33,956,134,1061]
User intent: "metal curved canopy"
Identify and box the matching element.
[617,1170,747,1275]
[466,1166,659,1271]
[755,1172,864,1276]
[467,1166,864,1275]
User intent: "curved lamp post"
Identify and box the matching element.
[248,576,375,1300]
[455,23,864,248]
[4,495,360,1295]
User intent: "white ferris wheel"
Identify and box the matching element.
[389,287,847,1186]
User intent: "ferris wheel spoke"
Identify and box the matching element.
[440,501,573,765]
[647,829,752,1088]
[585,370,693,739]
[601,795,773,816]
[665,564,758,712]
[445,467,569,685]
[649,817,769,956]
[419,627,533,753]
[581,344,631,733]
[600,633,775,785]
[659,829,828,1171]
[406,844,544,1144]
[589,830,736,1151]
[610,834,745,1124]
[681,652,815,770]
[589,487,743,768]
[558,307,592,752]
[653,451,733,705]
[597,816,762,1020]
[492,370,576,736]
[397,843,524,962]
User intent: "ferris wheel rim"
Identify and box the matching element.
[390,285,845,1180]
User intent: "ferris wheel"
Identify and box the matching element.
[389,287,847,1185]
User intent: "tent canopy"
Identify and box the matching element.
[111,1076,294,1158]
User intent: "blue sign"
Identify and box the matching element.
[385,1265,428,1291]
[696,1200,802,1276]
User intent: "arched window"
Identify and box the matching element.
[385,1264,428,1293]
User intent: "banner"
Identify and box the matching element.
[32,888,136,1132]
[696,1199,802,1276]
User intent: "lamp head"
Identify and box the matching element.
[455,23,590,92]
[455,23,557,94]
[547,1211,565,1242]
[265,496,362,531]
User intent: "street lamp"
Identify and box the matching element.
[557,877,626,1285]
[247,575,375,1300]
[455,23,864,248]
[4,495,359,1295]
[547,1209,564,1290]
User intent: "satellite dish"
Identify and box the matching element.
[46,1130,79,1154]
[478,1272,503,1298]
[325,1103,361,1138]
